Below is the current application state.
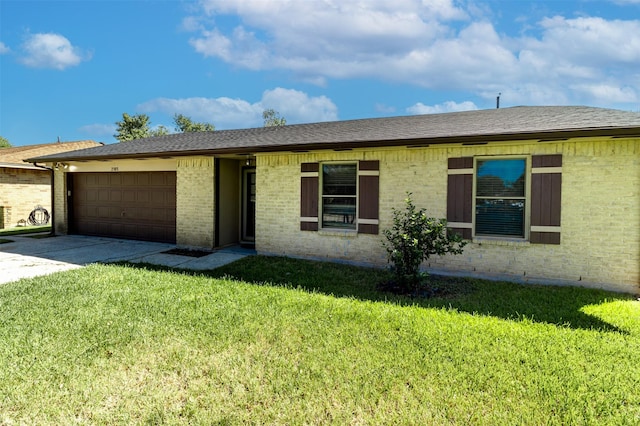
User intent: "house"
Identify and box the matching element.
[28,106,640,293]
[0,140,102,228]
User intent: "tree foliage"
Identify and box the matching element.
[263,109,287,127]
[382,193,467,293]
[114,113,167,142]
[174,114,215,132]
[0,136,11,148]
[115,113,215,142]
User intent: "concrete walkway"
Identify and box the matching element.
[0,234,255,285]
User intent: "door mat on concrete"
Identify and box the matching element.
[161,248,213,258]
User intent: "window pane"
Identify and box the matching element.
[322,197,356,229]
[475,199,524,237]
[477,159,525,197]
[323,164,356,196]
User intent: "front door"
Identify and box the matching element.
[241,168,256,245]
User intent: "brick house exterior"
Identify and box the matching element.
[29,107,640,293]
[0,141,101,228]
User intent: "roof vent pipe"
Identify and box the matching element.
[496,93,501,109]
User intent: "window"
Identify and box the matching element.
[447,154,562,244]
[475,158,526,238]
[321,163,357,230]
[300,161,379,234]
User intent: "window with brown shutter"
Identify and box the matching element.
[530,154,562,244]
[446,154,562,244]
[321,163,357,230]
[447,157,473,239]
[299,160,380,234]
[300,163,319,231]
[475,158,526,238]
[358,160,379,234]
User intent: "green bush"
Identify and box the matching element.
[383,193,467,293]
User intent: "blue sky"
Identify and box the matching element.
[1,0,639,146]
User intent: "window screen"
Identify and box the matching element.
[322,164,357,230]
[475,159,526,237]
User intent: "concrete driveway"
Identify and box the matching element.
[0,234,254,285]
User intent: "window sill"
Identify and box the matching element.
[318,228,358,238]
[472,236,530,247]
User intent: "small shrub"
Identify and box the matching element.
[382,193,467,293]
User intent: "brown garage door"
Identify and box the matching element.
[71,172,176,243]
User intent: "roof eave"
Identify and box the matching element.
[26,126,640,163]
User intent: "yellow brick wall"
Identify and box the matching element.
[256,138,640,293]
[52,168,68,234]
[0,167,51,228]
[176,157,215,249]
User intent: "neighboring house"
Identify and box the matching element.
[28,107,640,293]
[0,140,102,228]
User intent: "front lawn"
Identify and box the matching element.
[0,257,638,424]
[0,225,51,237]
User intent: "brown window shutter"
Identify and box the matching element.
[447,157,473,239]
[530,154,562,244]
[358,160,379,234]
[300,163,319,231]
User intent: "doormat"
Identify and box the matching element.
[161,248,213,258]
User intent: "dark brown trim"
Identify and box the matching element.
[448,157,473,170]
[530,154,562,245]
[301,162,319,173]
[358,224,379,234]
[358,160,379,235]
[446,157,473,239]
[358,160,379,171]
[532,154,562,168]
[214,158,220,247]
[530,232,561,245]
[448,227,472,240]
[531,173,562,227]
[300,162,319,231]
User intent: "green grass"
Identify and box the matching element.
[0,225,51,237]
[1,256,639,424]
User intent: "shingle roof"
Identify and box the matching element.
[27,106,640,163]
[2,140,102,166]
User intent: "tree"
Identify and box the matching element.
[263,109,286,127]
[0,136,11,148]
[382,193,467,293]
[114,113,168,142]
[173,114,215,132]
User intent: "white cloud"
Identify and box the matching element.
[185,0,640,108]
[260,88,338,123]
[0,42,9,54]
[407,101,478,115]
[19,33,89,70]
[375,103,396,114]
[78,123,117,137]
[137,87,338,129]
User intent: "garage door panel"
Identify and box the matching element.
[97,174,110,186]
[109,206,121,218]
[150,190,166,204]
[97,206,110,218]
[122,190,136,202]
[137,191,149,203]
[110,190,122,202]
[110,174,122,185]
[137,174,149,185]
[72,172,176,243]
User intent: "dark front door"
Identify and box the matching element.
[242,169,256,243]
